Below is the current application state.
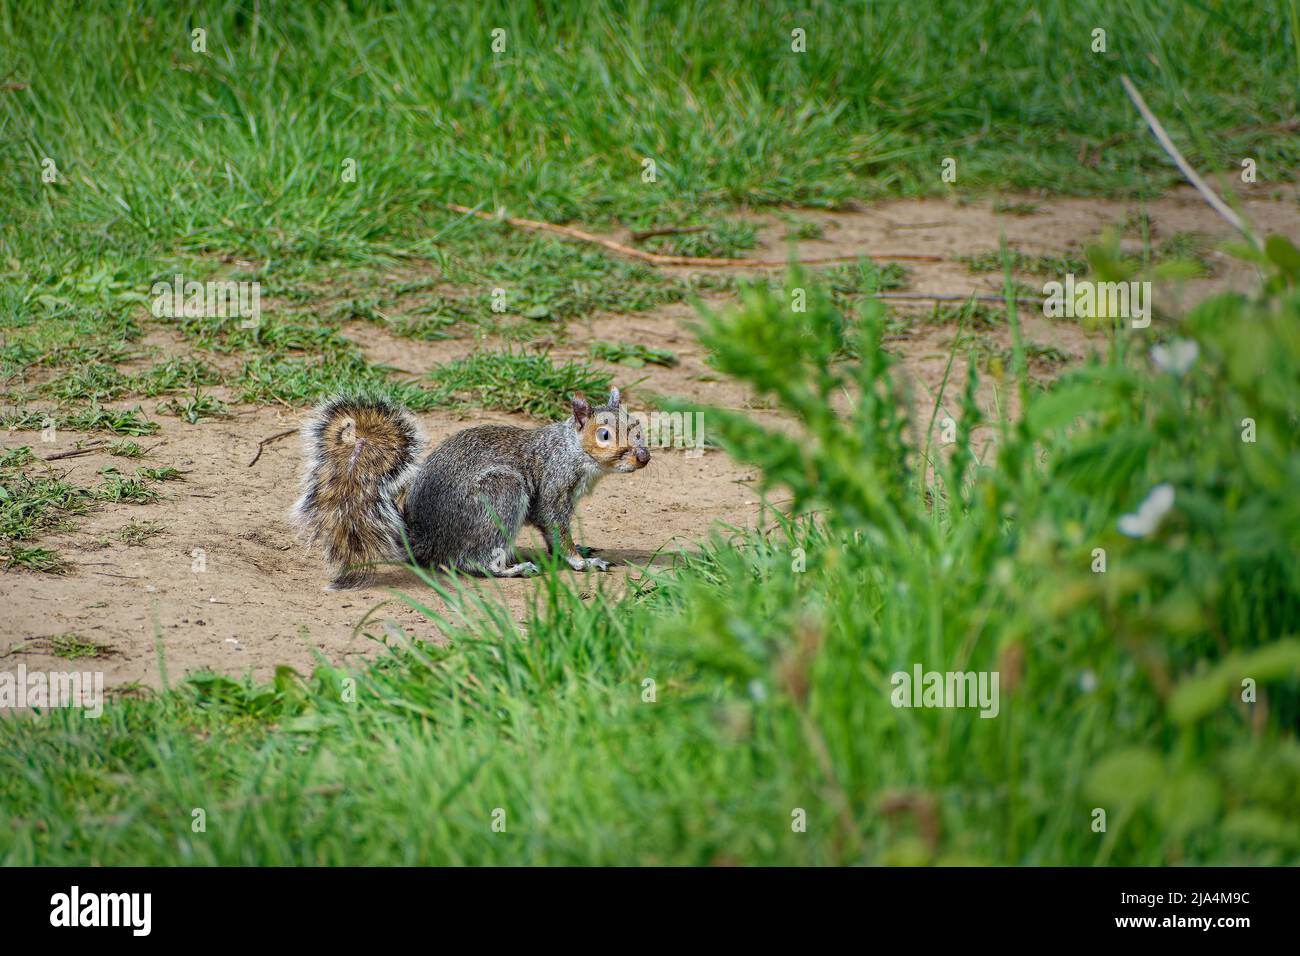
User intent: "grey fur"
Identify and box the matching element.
[295,390,646,586]
[405,405,615,574]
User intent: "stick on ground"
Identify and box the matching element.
[869,292,1044,305]
[444,203,942,266]
[630,224,708,242]
[248,428,297,467]
[42,441,105,462]
[1119,75,1251,238]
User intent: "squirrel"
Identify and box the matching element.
[290,388,650,590]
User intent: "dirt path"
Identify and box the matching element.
[2,400,762,690]
[3,186,1296,694]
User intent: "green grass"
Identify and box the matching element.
[106,440,146,459]
[48,633,109,660]
[590,341,679,368]
[43,359,224,404]
[2,0,1295,353]
[455,233,689,322]
[0,471,98,541]
[956,328,1072,382]
[928,300,1004,330]
[1152,231,1217,276]
[94,468,161,505]
[2,0,1283,419]
[0,446,36,470]
[430,351,614,419]
[992,198,1041,217]
[4,242,1299,865]
[778,213,826,241]
[1,544,65,573]
[134,358,224,397]
[41,363,132,402]
[117,518,165,546]
[963,248,1090,277]
[5,0,1296,270]
[1,0,1298,866]
[642,220,759,258]
[236,353,443,410]
[0,295,144,382]
[63,404,158,436]
[963,232,1219,282]
[0,449,184,569]
[155,389,232,424]
[1,404,159,437]
[0,455,96,571]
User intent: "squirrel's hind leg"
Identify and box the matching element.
[484,551,540,578]
[462,469,535,577]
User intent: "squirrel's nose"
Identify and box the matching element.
[634,446,650,466]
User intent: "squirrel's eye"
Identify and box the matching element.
[596,427,611,443]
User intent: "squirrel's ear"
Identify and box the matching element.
[571,395,592,427]
[607,386,621,409]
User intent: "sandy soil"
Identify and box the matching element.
[3,185,1296,694]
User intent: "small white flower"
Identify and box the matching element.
[1118,483,1175,537]
[1079,670,1098,693]
[1150,338,1199,375]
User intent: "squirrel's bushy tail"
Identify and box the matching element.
[290,395,424,590]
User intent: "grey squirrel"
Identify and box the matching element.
[290,388,650,589]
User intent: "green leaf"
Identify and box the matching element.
[1154,771,1220,837]
[1264,234,1300,280]
[1085,747,1164,806]
[1220,241,1268,266]
[1150,259,1205,281]
[1222,808,1300,848]
[1169,638,1300,724]
[1026,383,1104,435]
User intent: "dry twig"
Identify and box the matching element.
[248,428,297,467]
[1119,75,1251,238]
[444,203,942,266]
[42,441,105,462]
